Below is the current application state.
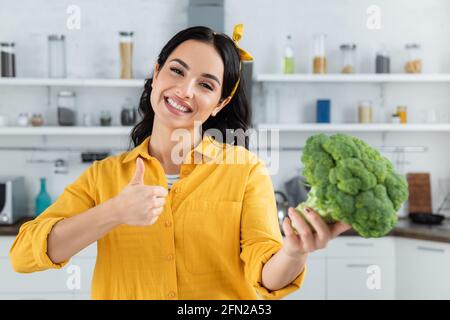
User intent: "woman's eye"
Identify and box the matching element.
[200,83,213,91]
[170,67,183,76]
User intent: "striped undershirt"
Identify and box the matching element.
[166,174,180,190]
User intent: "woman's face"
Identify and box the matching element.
[151,39,231,130]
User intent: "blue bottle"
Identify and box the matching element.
[316,99,331,123]
[35,177,52,216]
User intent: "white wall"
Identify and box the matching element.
[0,0,449,216]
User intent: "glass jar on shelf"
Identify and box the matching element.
[404,43,422,74]
[375,46,390,74]
[340,43,357,74]
[391,113,401,124]
[82,112,94,126]
[48,35,66,78]
[396,105,408,124]
[312,33,327,74]
[282,35,295,74]
[100,110,112,126]
[57,91,76,126]
[1,42,16,77]
[119,31,134,79]
[31,113,44,127]
[120,97,137,126]
[17,113,30,126]
[358,100,373,123]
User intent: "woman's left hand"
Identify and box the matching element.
[282,206,352,258]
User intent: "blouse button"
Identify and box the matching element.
[168,291,176,299]
[166,254,174,261]
[174,187,181,194]
[165,221,172,228]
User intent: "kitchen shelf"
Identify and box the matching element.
[254,74,450,83]
[5,75,450,87]
[2,124,449,136]
[257,123,450,132]
[0,78,145,87]
[0,126,134,135]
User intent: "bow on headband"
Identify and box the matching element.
[232,24,254,62]
[228,23,253,99]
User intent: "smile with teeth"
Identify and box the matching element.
[165,97,192,113]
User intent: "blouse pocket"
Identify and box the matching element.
[182,200,242,275]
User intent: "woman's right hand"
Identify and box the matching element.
[113,157,168,226]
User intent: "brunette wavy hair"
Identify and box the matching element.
[130,26,251,149]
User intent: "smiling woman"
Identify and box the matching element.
[9,25,350,300]
[131,26,251,151]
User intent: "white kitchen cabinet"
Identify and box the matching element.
[396,238,450,300]
[284,256,327,300]
[0,256,73,294]
[327,236,395,258]
[0,292,75,300]
[327,257,395,299]
[283,237,396,300]
[327,237,395,300]
[70,257,96,299]
[0,236,96,300]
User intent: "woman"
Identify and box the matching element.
[9,25,350,300]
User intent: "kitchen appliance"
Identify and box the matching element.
[81,151,110,163]
[0,176,27,225]
[284,174,310,207]
[188,0,224,32]
[187,0,253,115]
[275,190,289,235]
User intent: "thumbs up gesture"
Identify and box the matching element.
[113,157,168,226]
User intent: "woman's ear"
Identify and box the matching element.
[211,96,232,117]
[152,63,160,88]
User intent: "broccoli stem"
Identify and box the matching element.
[294,187,336,226]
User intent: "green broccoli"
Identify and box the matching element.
[295,133,408,238]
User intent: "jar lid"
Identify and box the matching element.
[48,34,65,41]
[119,31,134,36]
[58,91,76,97]
[340,43,357,50]
[359,100,372,106]
[405,43,420,49]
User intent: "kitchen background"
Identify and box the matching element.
[1,0,450,300]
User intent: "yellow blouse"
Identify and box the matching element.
[9,134,305,300]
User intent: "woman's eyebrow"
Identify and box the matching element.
[170,58,221,85]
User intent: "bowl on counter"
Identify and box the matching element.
[408,213,445,225]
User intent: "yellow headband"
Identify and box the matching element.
[228,24,253,99]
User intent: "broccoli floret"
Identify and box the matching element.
[295,133,408,238]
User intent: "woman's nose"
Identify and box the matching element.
[176,79,195,99]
